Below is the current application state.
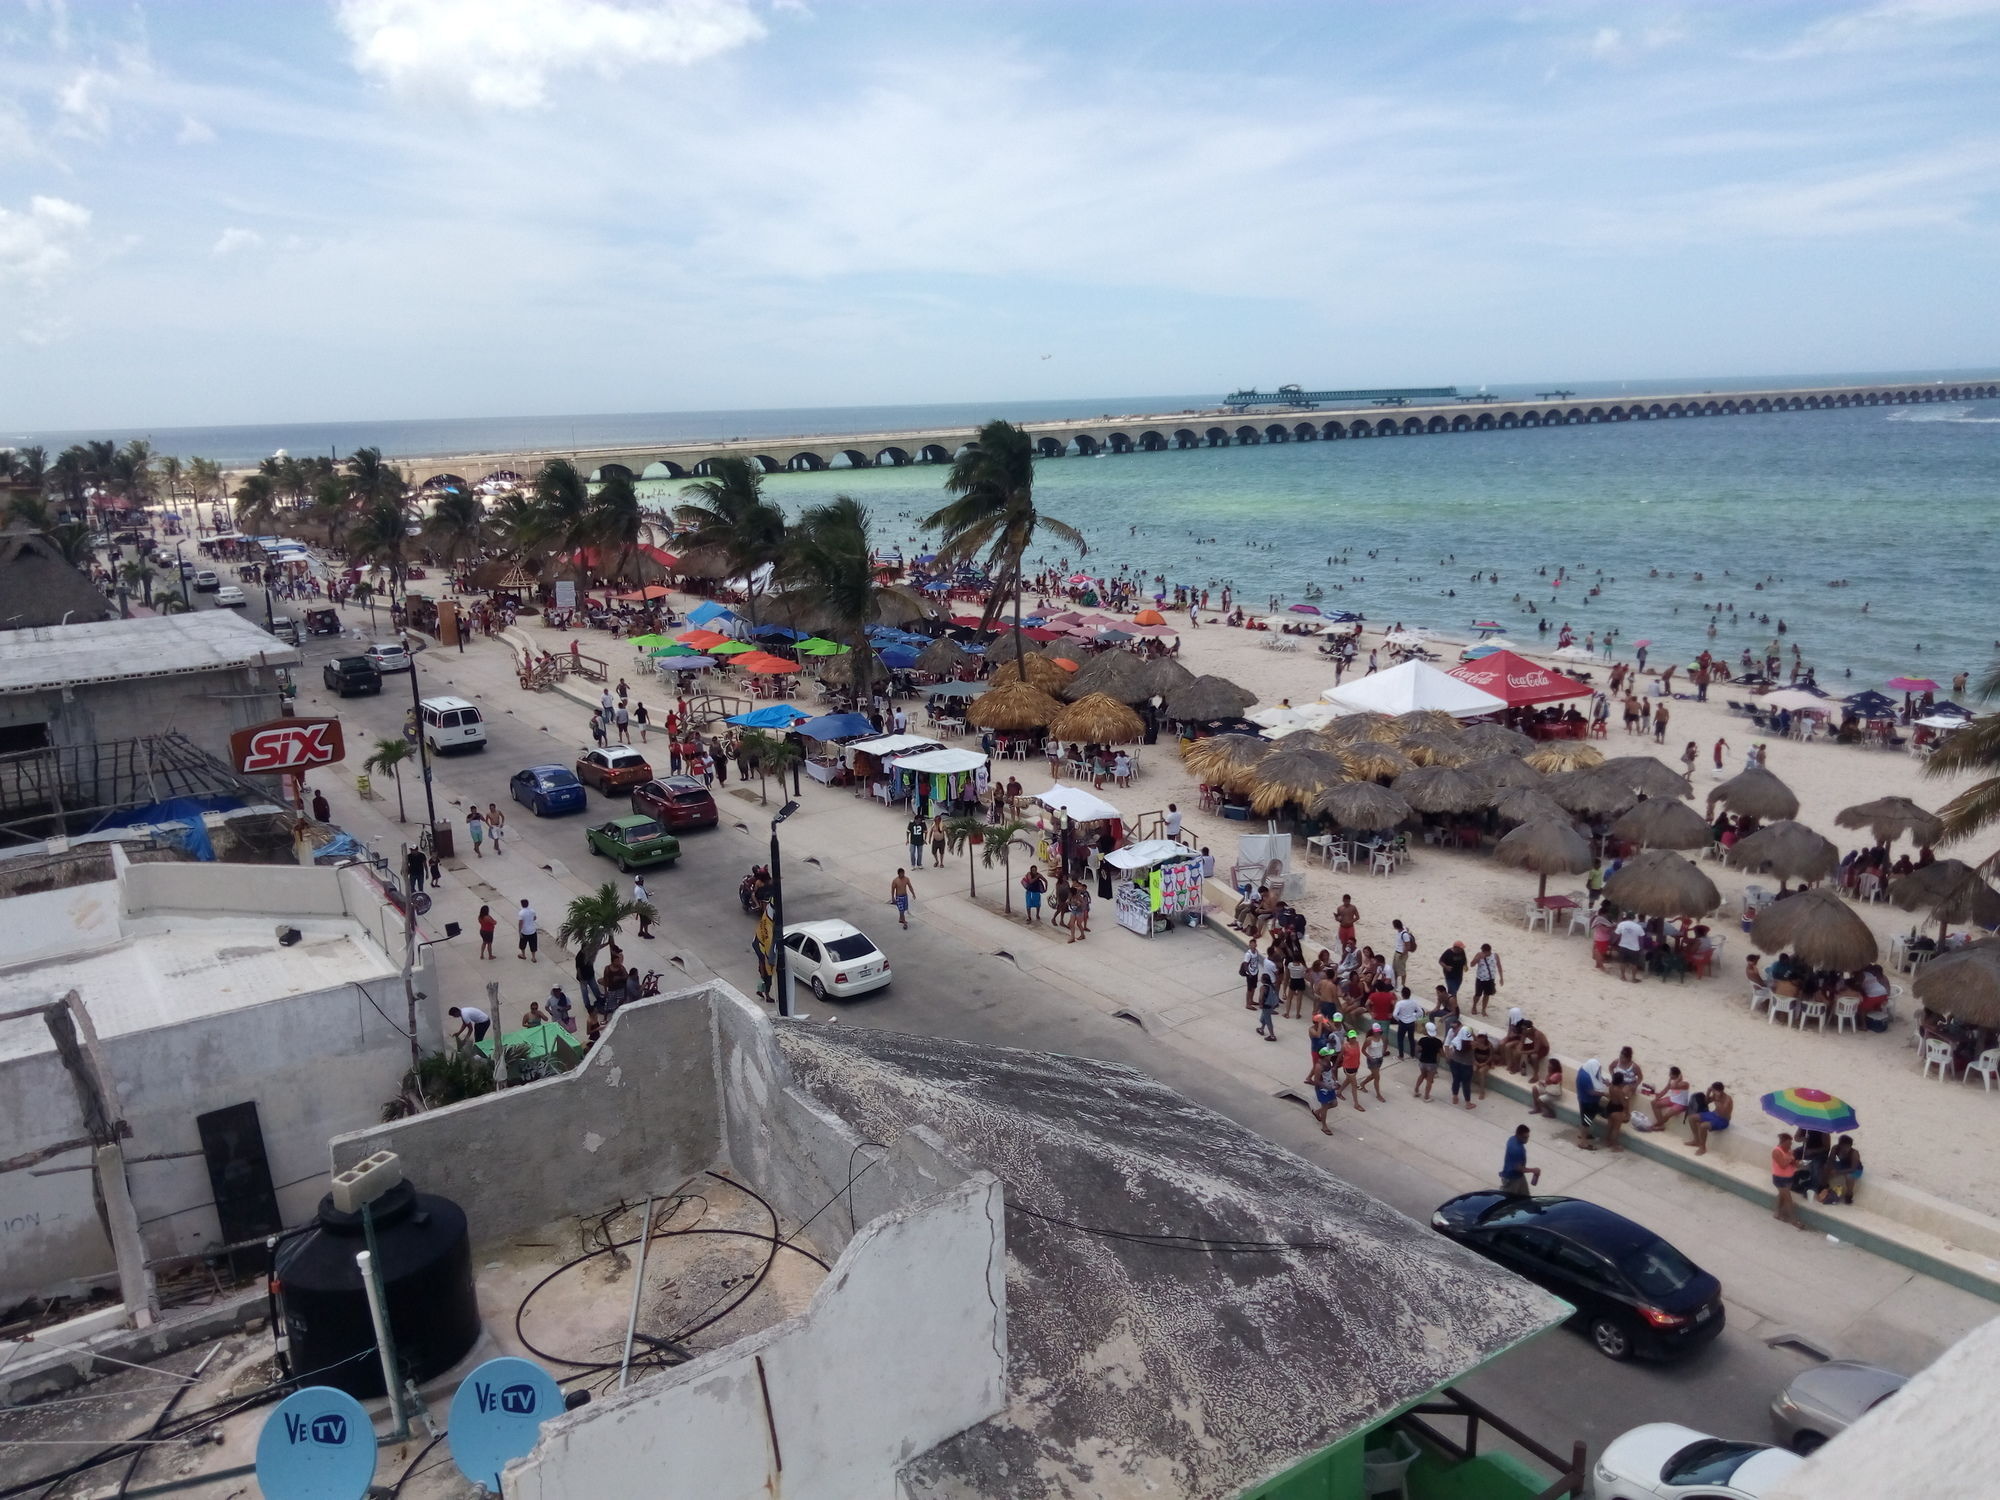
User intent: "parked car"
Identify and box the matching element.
[193,570,219,592]
[575,745,653,794]
[323,656,383,697]
[511,765,587,817]
[366,641,412,673]
[268,617,303,646]
[214,584,247,607]
[1769,1361,1905,1454]
[782,920,891,1000]
[632,775,719,831]
[584,814,681,872]
[304,607,342,636]
[1591,1424,1803,1500]
[1429,1193,1724,1361]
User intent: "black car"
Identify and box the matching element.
[1430,1193,1724,1362]
[323,655,383,697]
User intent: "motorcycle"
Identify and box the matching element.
[739,866,772,916]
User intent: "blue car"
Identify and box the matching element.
[510,765,587,817]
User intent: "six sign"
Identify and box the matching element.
[230,716,346,775]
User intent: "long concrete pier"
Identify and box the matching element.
[398,379,2000,489]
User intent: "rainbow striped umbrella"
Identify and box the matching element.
[1759,1087,1858,1134]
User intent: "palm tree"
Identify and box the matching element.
[49,446,90,521]
[45,521,95,568]
[344,447,405,509]
[557,881,658,981]
[534,459,595,563]
[778,495,894,706]
[739,729,805,804]
[590,470,647,583]
[346,493,416,596]
[487,490,549,573]
[5,489,56,532]
[364,737,413,822]
[979,816,1036,915]
[425,489,488,571]
[307,473,354,552]
[926,419,1085,673]
[118,558,154,608]
[1927,657,2000,852]
[674,457,786,624]
[157,455,183,510]
[233,473,280,534]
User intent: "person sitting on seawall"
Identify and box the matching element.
[1819,1136,1863,1204]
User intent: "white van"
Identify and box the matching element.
[419,696,487,754]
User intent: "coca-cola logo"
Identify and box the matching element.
[230,717,345,774]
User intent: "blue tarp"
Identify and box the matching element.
[312,831,369,864]
[796,713,873,741]
[880,646,921,668]
[727,705,810,728]
[88,795,237,860]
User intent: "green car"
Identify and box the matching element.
[584,814,681,871]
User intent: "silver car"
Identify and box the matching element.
[1769,1360,1905,1454]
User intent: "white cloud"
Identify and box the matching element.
[176,115,216,145]
[55,66,112,138]
[212,227,265,255]
[1768,0,2000,58]
[0,194,91,286]
[334,0,767,109]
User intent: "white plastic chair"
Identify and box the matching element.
[1833,996,1860,1034]
[1767,995,1793,1026]
[1797,1000,1828,1033]
[1363,1430,1422,1500]
[1857,872,1882,903]
[1566,903,1592,938]
[1372,849,1396,877]
[1922,1038,1957,1081]
[1750,984,1775,1018]
[1967,1048,2000,1092]
[1525,900,1553,933]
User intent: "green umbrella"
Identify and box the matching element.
[709,640,757,655]
[650,642,701,656]
[627,634,672,652]
[797,637,850,655]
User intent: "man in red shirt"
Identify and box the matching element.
[1367,975,1397,1027]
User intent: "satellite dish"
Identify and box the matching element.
[255,1387,376,1499]
[449,1356,565,1490]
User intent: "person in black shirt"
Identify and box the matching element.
[1438,941,1468,997]
[1413,1023,1442,1101]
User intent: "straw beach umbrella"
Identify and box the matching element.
[1495,788,1569,826]
[965,681,1065,732]
[1319,713,1402,745]
[1401,730,1475,767]
[1139,656,1195,699]
[1707,766,1801,822]
[988,653,1071,691]
[1164,674,1257,723]
[1464,754,1544,790]
[1524,742,1605,774]
[1459,722,1533,756]
[1048,693,1145,746]
[1913,941,2000,1027]
[1311,780,1412,833]
[1394,764,1493,815]
[1181,733,1271,791]
[1750,889,1879,972]
[1729,820,1840,887]
[1247,744,1353,815]
[1889,859,2000,936]
[1546,768,1639,819]
[914,637,970,675]
[1595,756,1694,801]
[1339,743,1416,781]
[1064,651,1153,704]
[1494,818,1595,897]
[1835,796,1944,848]
[1395,710,1463,736]
[1611,798,1715,851]
[1603,849,1722,917]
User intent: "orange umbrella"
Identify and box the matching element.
[1133,608,1166,625]
[1051,657,1079,671]
[616,585,672,601]
[678,628,728,649]
[739,653,800,674]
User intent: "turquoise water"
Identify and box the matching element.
[663,399,2000,690]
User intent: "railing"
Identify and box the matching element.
[1396,1385,1588,1499]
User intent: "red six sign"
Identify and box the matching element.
[230,717,347,775]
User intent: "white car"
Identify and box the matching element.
[782,920,891,1000]
[1592,1424,1804,1500]
[192,569,219,592]
[366,642,413,673]
[213,584,247,607]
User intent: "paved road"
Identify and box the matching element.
[258,584,1983,1475]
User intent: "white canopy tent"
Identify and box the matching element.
[1320,661,1508,720]
[845,734,942,760]
[1034,785,1122,822]
[1104,838,1192,871]
[889,747,989,775]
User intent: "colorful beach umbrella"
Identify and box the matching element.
[678,628,728,649]
[708,639,757,655]
[627,634,672,652]
[649,642,701,656]
[739,653,800,674]
[796,637,848,655]
[1886,676,1940,693]
[1290,603,1322,615]
[1759,1087,1859,1135]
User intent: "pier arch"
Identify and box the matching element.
[1204,428,1230,447]
[640,460,689,481]
[1401,417,1425,434]
[1138,431,1170,451]
[1263,423,1291,443]
[1321,421,1348,439]
[1173,429,1200,449]
[588,463,636,484]
[1072,434,1104,456]
[1430,416,1453,433]
[1234,425,1262,445]
[1293,422,1319,441]
[920,444,954,463]
[1475,412,1497,430]
[872,447,912,467]
[1036,437,1067,458]
[1106,432,1135,453]
[420,473,467,492]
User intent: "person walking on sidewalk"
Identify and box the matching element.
[1438,939,1467,1000]
[929,813,947,869]
[1021,864,1047,924]
[1306,1047,1340,1133]
[1338,1030,1366,1112]
[465,805,486,858]
[486,802,506,856]
[1256,961,1282,1040]
[1500,1125,1541,1197]
[1445,1020,1477,1110]
[1068,883,1092,943]
[1413,1023,1441,1100]
[1390,918,1415,984]
[1360,1024,1387,1102]
[517,899,540,961]
[1470,942,1503,1016]
[477,903,496,959]
[907,813,927,868]
[1239,941,1263,1009]
[1772,1132,1807,1229]
[614,703,631,743]
[404,844,428,894]
[891,868,914,928]
[633,875,655,939]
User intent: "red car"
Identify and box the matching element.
[575,745,654,794]
[632,775,719,831]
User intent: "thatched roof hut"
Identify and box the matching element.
[1523,742,1605,774]
[1594,756,1694,800]
[1319,713,1402,746]
[1464,754,1544,790]
[1494,789,1570,826]
[915,637,970,676]
[1835,796,1943,848]
[1750,889,1879,971]
[1181,733,1271,792]
[1545,768,1638,818]
[1310,780,1412,832]
[1602,850,1722,918]
[1395,710,1463,736]
[965,681,1065,731]
[1048,693,1145,746]
[1246,744,1352,816]
[1458,722,1533,756]
[1913,941,2000,1026]
[1610,798,1713,851]
[989,654,1072,692]
[1729,820,1839,886]
[1394,765,1494,815]
[1401,730,1475,768]
[1706,767,1801,822]
[1139,656,1195,699]
[1340,744,1416,782]
[1163,674,1257,723]
[1889,859,2000,933]
[1063,651,1154,704]
[1494,819,1595,896]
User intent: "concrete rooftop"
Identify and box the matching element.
[0,609,299,694]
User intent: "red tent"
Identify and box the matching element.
[1447,650,1591,706]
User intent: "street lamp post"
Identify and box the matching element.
[402,632,439,836]
[172,541,191,609]
[768,799,800,1018]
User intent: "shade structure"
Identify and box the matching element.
[1139,656,1196,699]
[615,585,672,601]
[1493,819,1595,896]
[1064,650,1155,704]
[965,681,1066,731]
[924,681,985,701]
[1889,859,2000,932]
[685,600,736,625]
[1395,710,1465,736]
[1760,1087,1860,1135]
[1523,742,1605,774]
[708,639,757,655]
[1594,756,1693,800]
[1164,674,1258,723]
[1394,764,1494,815]
[1706,767,1801,822]
[1181,733,1272,791]
[1034,784,1122,822]
[649,642,703,657]
[1133,608,1166,625]
[813,651,886,685]
[1310,780,1413,832]
[1493,788,1569,826]
[889,747,988,775]
[1400,730,1475,768]
[1729,820,1840,885]
[737,652,800,674]
[654,654,716,671]
[914,637,970,675]
[1611,797,1715,850]
[1321,661,1507,719]
[727,704,809,728]
[1447,651,1592,707]
[1835,796,1943,848]
[1602,849,1722,917]
[1750,889,1879,971]
[796,712,873,742]
[1545,767,1638,818]
[1048,692,1146,745]
[1913,941,2000,1026]
[627,634,673,652]
[1317,713,1402,746]
[1340,743,1416,781]
[1464,754,1544,790]
[1885,676,1941,693]
[988,654,1071,691]
[795,636,849,655]
[1459,722,1534,756]
[1246,744,1353,815]
[983,633,1037,666]
[1760,688,1835,714]
[678,628,729,650]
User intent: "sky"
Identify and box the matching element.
[2,0,1997,430]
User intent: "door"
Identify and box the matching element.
[196,1103,281,1277]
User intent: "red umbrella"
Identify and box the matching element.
[1886,676,1940,693]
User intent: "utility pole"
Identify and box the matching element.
[769,800,799,1017]
[402,633,438,835]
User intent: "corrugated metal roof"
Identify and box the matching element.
[0,610,301,694]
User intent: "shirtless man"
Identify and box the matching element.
[890,868,915,929]
[1686,1081,1734,1156]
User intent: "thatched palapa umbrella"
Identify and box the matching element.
[1595,756,1694,801]
[1913,941,2000,1027]
[1459,722,1533,757]
[988,653,1072,691]
[1339,743,1416,781]
[1494,819,1595,897]
[1395,764,1494,815]
[1495,788,1568,825]
[814,650,886,686]
[914,637,970,676]
[1311,780,1412,833]
[1546,767,1638,819]
[1247,744,1352,816]
[1729,820,1839,887]
[1603,849,1722,917]
[1464,754,1543,790]
[1889,859,2000,936]
[1524,742,1605,774]
[1048,692,1145,746]
[1401,730,1475,768]
[1707,766,1801,822]
[1139,656,1195,699]
[1181,733,1271,791]
[1611,797,1714,851]
[1319,713,1402,745]
[1835,796,1944,848]
[1164,674,1257,723]
[965,681,1065,732]
[1750,889,1879,972]
[1064,651,1153,703]
[1395,710,1463,736]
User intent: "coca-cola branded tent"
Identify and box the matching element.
[1447,650,1592,707]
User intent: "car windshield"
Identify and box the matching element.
[539,770,578,788]
[825,934,877,960]
[621,820,665,842]
[1616,1237,1701,1299]
[1663,1439,1764,1485]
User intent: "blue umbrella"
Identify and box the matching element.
[796,712,874,741]
[754,625,807,642]
[687,601,737,625]
[881,646,921,668]
[727,704,809,728]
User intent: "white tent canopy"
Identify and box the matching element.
[1320,661,1507,720]
[1104,839,1192,871]
[1759,689,1835,713]
[889,748,988,774]
[845,734,941,759]
[1034,785,1122,822]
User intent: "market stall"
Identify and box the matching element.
[1105,839,1207,937]
[845,733,944,801]
[887,747,989,813]
[798,712,875,784]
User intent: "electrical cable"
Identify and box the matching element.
[385,1431,448,1498]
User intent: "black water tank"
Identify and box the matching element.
[274,1179,480,1399]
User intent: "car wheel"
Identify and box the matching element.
[1790,1432,1827,1456]
[810,977,828,1001]
[1588,1316,1634,1361]
[617,857,631,873]
[534,796,547,817]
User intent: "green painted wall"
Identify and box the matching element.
[1240,1429,1553,1500]
[1240,1429,1366,1499]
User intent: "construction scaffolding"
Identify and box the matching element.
[0,732,283,846]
